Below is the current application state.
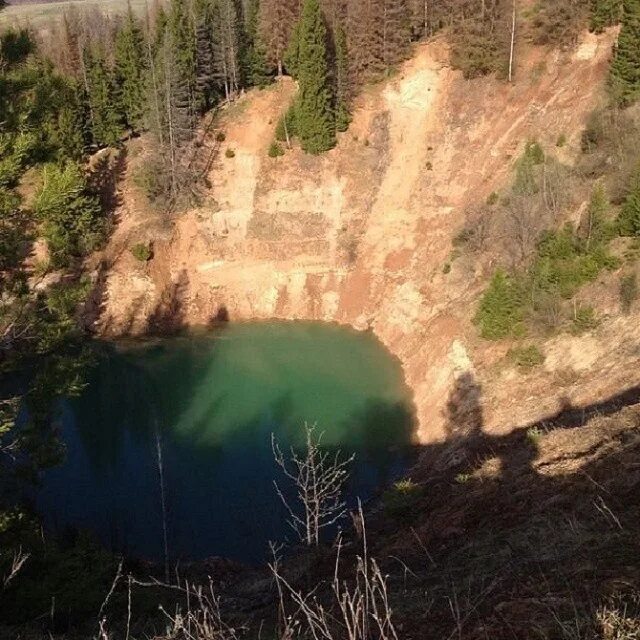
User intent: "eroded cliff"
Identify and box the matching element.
[93,30,640,443]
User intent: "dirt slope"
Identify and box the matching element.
[94,28,640,443]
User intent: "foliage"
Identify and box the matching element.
[275,103,298,142]
[84,46,125,147]
[131,242,153,261]
[225,147,236,158]
[609,0,640,106]
[34,163,104,266]
[620,272,638,312]
[618,164,640,235]
[477,186,619,340]
[509,344,545,369]
[333,24,351,132]
[114,5,148,130]
[382,478,423,518]
[268,140,285,157]
[571,304,600,333]
[590,0,623,32]
[474,269,526,339]
[292,0,335,154]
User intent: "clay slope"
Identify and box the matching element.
[95,28,640,443]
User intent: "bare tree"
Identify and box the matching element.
[2,547,29,589]
[269,504,399,640]
[272,423,354,546]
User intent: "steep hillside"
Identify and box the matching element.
[92,28,640,443]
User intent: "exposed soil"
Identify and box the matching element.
[91,28,640,444]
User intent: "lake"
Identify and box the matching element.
[37,322,415,564]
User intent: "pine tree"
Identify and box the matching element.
[34,162,104,266]
[283,19,301,77]
[211,0,244,100]
[333,23,351,131]
[168,0,197,115]
[609,0,640,106]
[84,46,124,147]
[194,0,217,110]
[619,165,640,236]
[243,0,271,87]
[590,0,623,32]
[114,4,147,130]
[294,0,335,154]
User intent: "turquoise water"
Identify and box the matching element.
[37,322,415,564]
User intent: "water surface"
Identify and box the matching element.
[37,322,414,563]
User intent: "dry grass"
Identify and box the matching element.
[0,0,148,30]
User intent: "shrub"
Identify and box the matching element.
[382,478,422,518]
[215,131,226,143]
[453,227,474,247]
[34,163,104,267]
[426,161,433,171]
[225,148,235,158]
[618,165,640,236]
[486,191,499,205]
[275,104,297,142]
[556,133,567,147]
[131,242,152,262]
[581,109,606,152]
[268,141,284,158]
[474,269,526,340]
[620,272,638,313]
[509,345,545,369]
[526,426,543,443]
[571,304,599,334]
[442,262,451,274]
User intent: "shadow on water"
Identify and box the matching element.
[38,325,417,565]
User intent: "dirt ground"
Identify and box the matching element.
[92,27,640,444]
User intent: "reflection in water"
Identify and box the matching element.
[37,322,415,564]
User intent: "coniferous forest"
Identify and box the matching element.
[3,0,640,636]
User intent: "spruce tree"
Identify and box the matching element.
[194,0,216,110]
[609,0,640,106]
[294,0,335,154]
[211,0,244,100]
[84,46,124,147]
[115,5,147,131]
[619,165,640,236]
[590,0,623,32]
[243,0,271,87]
[168,0,197,115]
[334,23,351,132]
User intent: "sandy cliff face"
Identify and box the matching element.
[95,30,640,443]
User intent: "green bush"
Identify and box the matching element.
[382,479,423,518]
[530,223,619,299]
[474,269,526,340]
[215,131,226,143]
[275,104,298,142]
[225,148,235,158]
[131,242,152,262]
[556,133,567,147]
[571,304,599,334]
[509,344,545,369]
[618,166,640,236]
[34,163,104,267]
[620,272,638,313]
[268,141,284,158]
